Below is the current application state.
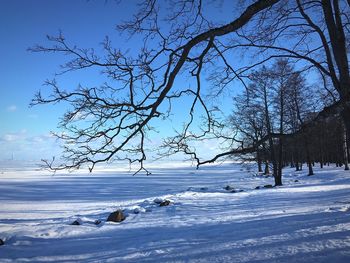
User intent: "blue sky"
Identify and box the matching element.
[0,0,139,160]
[0,0,240,162]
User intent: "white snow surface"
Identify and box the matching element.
[0,163,350,262]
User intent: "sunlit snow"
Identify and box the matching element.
[0,163,350,262]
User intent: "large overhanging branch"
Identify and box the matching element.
[31,0,280,173]
[206,0,349,104]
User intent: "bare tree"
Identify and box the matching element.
[30,0,280,172]
[30,0,349,178]
[229,0,350,164]
[229,89,267,174]
[164,0,350,169]
[228,59,319,184]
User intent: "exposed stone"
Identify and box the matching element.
[224,185,234,191]
[0,239,4,246]
[200,187,208,191]
[255,186,261,189]
[264,184,273,188]
[231,189,244,193]
[134,207,143,214]
[94,219,102,225]
[294,180,299,182]
[159,200,171,207]
[107,210,126,222]
[153,197,163,204]
[71,220,81,225]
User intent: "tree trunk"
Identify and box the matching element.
[262,143,270,175]
[264,160,270,175]
[341,120,349,170]
[295,151,300,171]
[267,136,277,178]
[262,82,280,185]
[276,84,284,186]
[272,151,279,185]
[290,154,295,168]
[305,136,314,176]
[277,138,283,183]
[257,148,263,173]
[320,123,325,169]
[274,173,282,186]
[307,158,314,176]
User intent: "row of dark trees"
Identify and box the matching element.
[231,59,349,185]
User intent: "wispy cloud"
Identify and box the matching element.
[0,130,56,144]
[28,133,56,143]
[0,131,61,161]
[0,130,27,142]
[6,105,17,112]
[2,134,18,142]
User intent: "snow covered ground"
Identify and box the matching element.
[0,162,350,262]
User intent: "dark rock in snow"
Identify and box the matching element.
[153,198,163,204]
[255,186,261,189]
[224,185,234,191]
[294,180,299,182]
[134,207,144,214]
[264,184,273,188]
[200,187,208,191]
[71,220,81,225]
[0,239,4,246]
[159,200,171,207]
[107,210,126,222]
[231,189,244,193]
[94,219,102,225]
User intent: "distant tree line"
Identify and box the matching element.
[230,59,348,185]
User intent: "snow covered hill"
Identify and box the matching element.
[0,163,350,262]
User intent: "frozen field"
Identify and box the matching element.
[0,163,350,262]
